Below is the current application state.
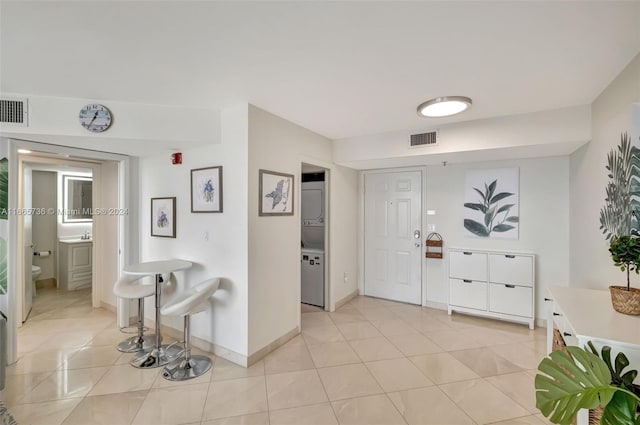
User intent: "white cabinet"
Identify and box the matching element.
[546,286,640,424]
[58,240,92,291]
[448,248,535,329]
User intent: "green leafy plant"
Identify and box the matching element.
[600,133,640,240]
[464,179,518,237]
[535,345,640,425]
[0,157,7,220]
[586,342,638,394]
[609,235,640,291]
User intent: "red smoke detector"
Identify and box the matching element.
[171,152,182,164]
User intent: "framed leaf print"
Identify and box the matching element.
[191,166,223,213]
[259,169,294,216]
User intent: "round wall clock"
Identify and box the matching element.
[79,104,112,133]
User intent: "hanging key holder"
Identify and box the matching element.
[425,232,443,259]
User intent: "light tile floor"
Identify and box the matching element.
[2,288,554,425]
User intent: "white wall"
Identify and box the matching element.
[138,104,250,359]
[247,105,358,355]
[31,171,57,279]
[0,94,221,157]
[570,53,640,289]
[97,161,120,308]
[423,157,570,320]
[334,105,591,170]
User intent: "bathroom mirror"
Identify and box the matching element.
[62,175,92,222]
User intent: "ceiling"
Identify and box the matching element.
[1,1,639,140]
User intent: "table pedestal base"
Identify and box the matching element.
[130,344,182,369]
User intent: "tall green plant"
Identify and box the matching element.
[464,179,518,237]
[600,133,640,240]
[535,345,640,425]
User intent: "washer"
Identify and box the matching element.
[301,248,324,307]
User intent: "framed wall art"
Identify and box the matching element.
[259,169,294,216]
[151,197,176,238]
[191,166,223,213]
[464,168,519,239]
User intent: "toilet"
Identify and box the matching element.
[31,265,41,296]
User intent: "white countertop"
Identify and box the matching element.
[59,238,92,244]
[548,285,640,348]
[123,259,193,275]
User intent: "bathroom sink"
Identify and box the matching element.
[59,238,92,244]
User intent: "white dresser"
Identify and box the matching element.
[448,248,535,329]
[546,286,640,424]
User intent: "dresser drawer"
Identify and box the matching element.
[450,278,487,310]
[450,251,487,281]
[489,283,532,317]
[489,254,533,287]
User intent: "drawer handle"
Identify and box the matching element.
[553,312,561,316]
[563,332,572,337]
[463,279,472,283]
[544,298,553,302]
[505,254,516,259]
[504,284,516,288]
[463,252,472,255]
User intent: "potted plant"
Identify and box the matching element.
[609,235,640,315]
[600,133,640,314]
[535,343,640,424]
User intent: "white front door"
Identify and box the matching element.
[364,170,422,304]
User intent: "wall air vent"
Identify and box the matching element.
[0,98,28,127]
[410,130,437,147]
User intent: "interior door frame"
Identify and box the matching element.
[6,138,132,365]
[359,166,427,306]
[299,156,332,315]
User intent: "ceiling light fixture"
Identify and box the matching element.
[417,96,472,118]
[17,149,32,154]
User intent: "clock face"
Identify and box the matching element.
[79,104,112,133]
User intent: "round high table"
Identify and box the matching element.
[122,259,193,369]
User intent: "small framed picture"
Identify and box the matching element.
[259,169,294,216]
[191,166,223,213]
[151,197,176,238]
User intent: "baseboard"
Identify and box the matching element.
[143,317,249,367]
[423,300,447,311]
[99,301,117,314]
[247,327,299,366]
[335,289,359,310]
[35,278,56,290]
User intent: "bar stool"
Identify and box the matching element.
[113,274,157,353]
[161,278,220,381]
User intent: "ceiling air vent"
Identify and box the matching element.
[0,98,28,127]
[410,130,437,147]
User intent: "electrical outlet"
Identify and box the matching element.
[344,272,349,283]
[203,231,210,241]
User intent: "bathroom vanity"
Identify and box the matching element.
[58,239,92,290]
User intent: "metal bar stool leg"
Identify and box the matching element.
[162,315,212,381]
[117,298,155,353]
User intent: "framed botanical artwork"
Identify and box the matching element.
[151,197,176,238]
[191,166,223,213]
[259,169,294,216]
[463,168,519,239]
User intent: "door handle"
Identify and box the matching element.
[414,230,421,239]
[415,243,420,248]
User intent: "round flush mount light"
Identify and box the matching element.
[417,96,472,118]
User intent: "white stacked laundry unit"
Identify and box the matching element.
[301,176,325,307]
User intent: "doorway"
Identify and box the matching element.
[6,139,130,365]
[363,169,423,304]
[301,163,329,312]
[22,162,94,323]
